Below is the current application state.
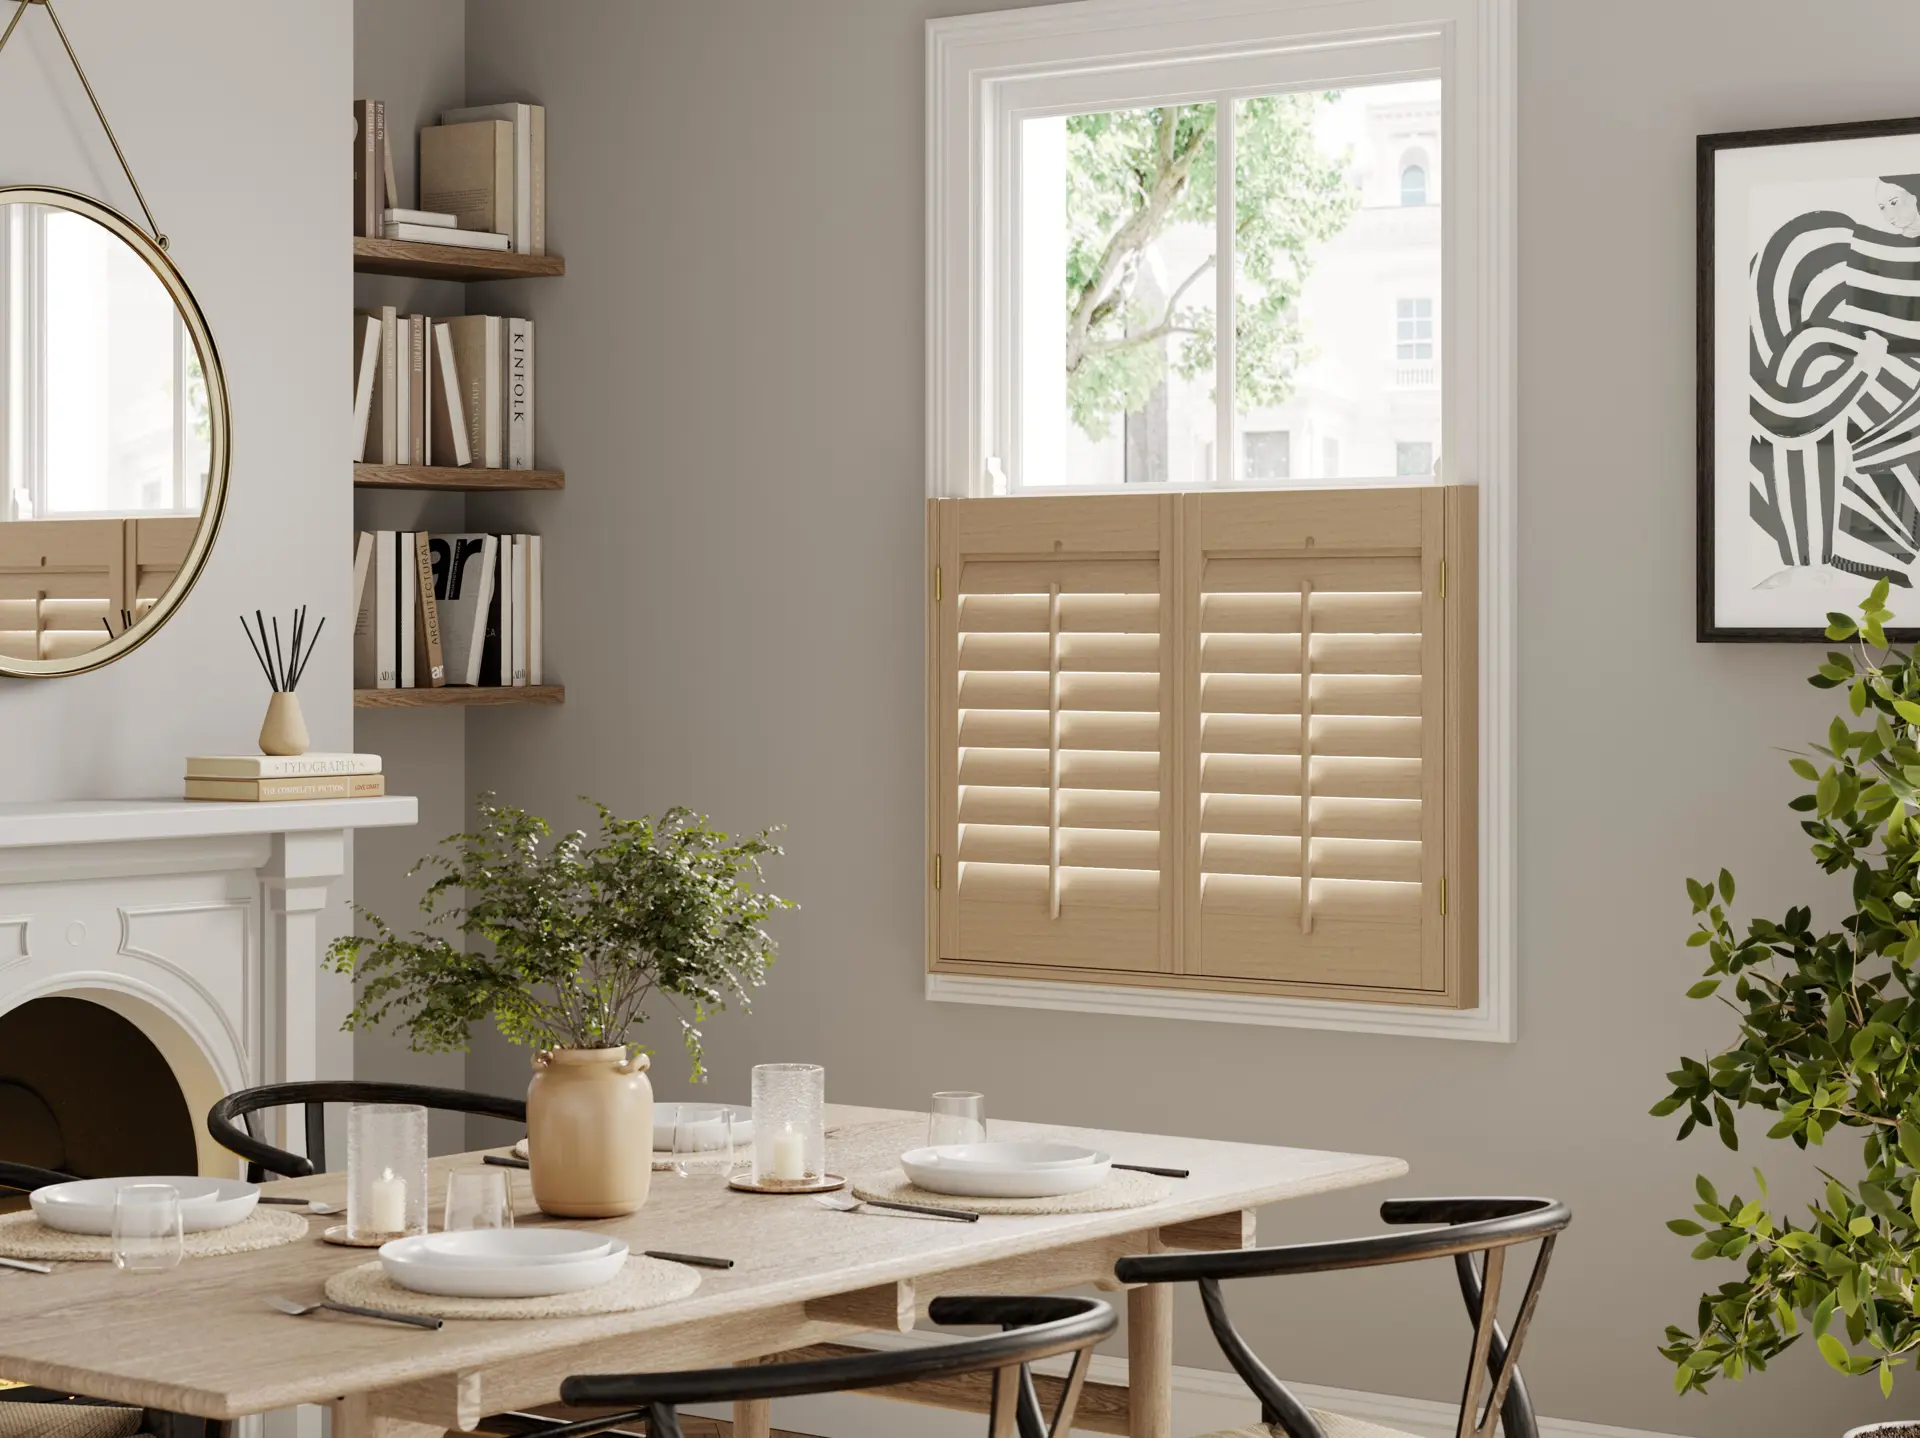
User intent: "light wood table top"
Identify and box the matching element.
[0,1105,1406,1423]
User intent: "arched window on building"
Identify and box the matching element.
[1400,158,1428,207]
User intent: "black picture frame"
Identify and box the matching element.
[1698,114,1920,642]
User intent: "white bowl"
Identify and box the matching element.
[392,1229,615,1268]
[901,1146,1112,1198]
[380,1235,629,1298]
[30,1177,259,1235]
[651,1103,752,1152]
[918,1142,1102,1171]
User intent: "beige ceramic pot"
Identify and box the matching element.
[258,691,310,756]
[526,1046,653,1217]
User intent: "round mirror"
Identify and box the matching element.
[0,185,228,678]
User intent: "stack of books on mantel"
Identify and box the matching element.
[354,97,545,255]
[184,754,385,803]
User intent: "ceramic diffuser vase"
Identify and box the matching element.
[526,1047,653,1217]
[242,607,322,756]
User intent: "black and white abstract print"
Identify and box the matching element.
[1703,120,1920,638]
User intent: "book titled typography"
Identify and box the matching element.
[184,774,388,803]
[186,754,384,779]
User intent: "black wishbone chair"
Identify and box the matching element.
[0,1160,76,1195]
[1114,1197,1571,1438]
[206,1081,527,1180]
[474,1295,1115,1438]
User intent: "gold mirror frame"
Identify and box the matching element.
[0,184,230,679]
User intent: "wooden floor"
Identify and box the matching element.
[676,1421,818,1437]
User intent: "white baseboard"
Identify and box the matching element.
[684,1333,1691,1438]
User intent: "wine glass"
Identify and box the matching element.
[928,1091,986,1148]
[443,1169,513,1231]
[672,1105,737,1178]
[112,1184,183,1273]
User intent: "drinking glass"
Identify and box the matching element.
[112,1184,183,1273]
[671,1104,737,1178]
[928,1091,986,1148]
[443,1169,514,1231]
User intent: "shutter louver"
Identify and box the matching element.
[934,496,1175,974]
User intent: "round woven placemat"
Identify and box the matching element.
[850,1168,1174,1216]
[325,1254,700,1319]
[0,1205,309,1261]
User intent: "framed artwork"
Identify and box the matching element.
[1700,116,1920,641]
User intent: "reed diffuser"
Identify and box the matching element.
[242,607,324,756]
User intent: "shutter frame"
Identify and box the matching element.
[930,487,1476,1009]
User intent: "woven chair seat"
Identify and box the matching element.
[0,1403,146,1438]
[1196,1412,1417,1438]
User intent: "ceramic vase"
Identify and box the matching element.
[526,1046,652,1217]
[258,691,310,757]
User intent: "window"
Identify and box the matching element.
[1396,298,1434,362]
[929,486,1476,1006]
[0,205,209,522]
[1397,441,1435,477]
[929,0,1516,1040]
[1243,430,1290,481]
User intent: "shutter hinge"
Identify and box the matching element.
[934,854,943,891]
[1438,560,1447,600]
[1439,876,1447,917]
[934,565,942,604]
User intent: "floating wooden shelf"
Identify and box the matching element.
[354,464,563,491]
[355,685,564,709]
[353,237,565,282]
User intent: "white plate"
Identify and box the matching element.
[394,1229,615,1268]
[380,1235,629,1297]
[917,1142,1101,1171]
[900,1146,1112,1198]
[30,1177,259,1235]
[651,1103,753,1152]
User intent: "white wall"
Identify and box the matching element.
[0,1,355,1081]
[452,3,1920,1435]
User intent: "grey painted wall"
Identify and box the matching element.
[0,1,355,1081]
[454,2,1920,1434]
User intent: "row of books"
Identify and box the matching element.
[184,752,386,804]
[354,98,547,255]
[353,530,544,691]
[353,309,533,469]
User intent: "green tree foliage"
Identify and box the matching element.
[1655,582,1920,1399]
[327,797,792,1079]
[1064,95,1356,440]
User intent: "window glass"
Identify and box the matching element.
[1396,440,1434,477]
[1243,429,1290,480]
[1400,161,1427,206]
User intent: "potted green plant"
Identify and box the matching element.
[1654,582,1920,1433]
[328,797,791,1218]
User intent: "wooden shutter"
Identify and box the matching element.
[928,486,1475,1008]
[1182,487,1475,1005]
[929,495,1175,976]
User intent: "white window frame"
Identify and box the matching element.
[927,0,1517,1042]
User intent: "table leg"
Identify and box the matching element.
[328,1397,441,1438]
[732,1397,772,1438]
[1128,1281,1173,1438]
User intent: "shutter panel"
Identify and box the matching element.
[931,495,1175,975]
[1181,487,1474,1004]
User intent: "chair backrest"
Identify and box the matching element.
[205,1081,527,1180]
[477,1295,1115,1438]
[1114,1196,1570,1438]
[0,1160,76,1195]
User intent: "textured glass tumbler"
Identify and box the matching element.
[347,1102,429,1241]
[929,1091,986,1148]
[750,1063,826,1186]
[112,1184,182,1272]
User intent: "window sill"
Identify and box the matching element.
[925,972,1514,1043]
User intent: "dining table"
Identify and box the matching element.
[0,1105,1406,1438]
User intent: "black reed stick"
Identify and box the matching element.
[253,610,278,690]
[240,615,274,687]
[271,615,285,692]
[289,615,324,690]
[101,618,114,640]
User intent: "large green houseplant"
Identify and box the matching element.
[1654,584,1920,1430]
[328,797,791,1216]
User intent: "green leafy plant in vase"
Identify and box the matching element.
[1654,583,1920,1433]
[327,796,792,1218]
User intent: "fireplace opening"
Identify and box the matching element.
[0,996,197,1209]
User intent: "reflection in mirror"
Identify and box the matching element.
[0,194,225,670]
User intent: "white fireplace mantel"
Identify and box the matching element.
[0,796,416,1171]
